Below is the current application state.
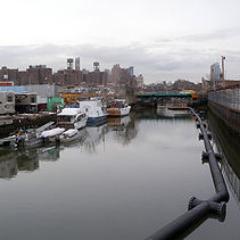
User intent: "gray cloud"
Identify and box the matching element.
[153,28,240,48]
[0,42,240,83]
[178,28,240,42]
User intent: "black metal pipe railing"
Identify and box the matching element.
[145,108,229,240]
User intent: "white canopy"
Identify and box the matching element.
[58,108,82,116]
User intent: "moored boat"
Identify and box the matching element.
[0,135,16,147]
[41,127,65,142]
[157,106,190,118]
[59,129,80,143]
[57,108,87,130]
[78,99,108,126]
[15,122,55,149]
[16,131,42,148]
[107,99,131,117]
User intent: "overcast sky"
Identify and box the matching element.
[0,0,240,83]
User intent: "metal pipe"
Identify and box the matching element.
[193,109,229,202]
[146,201,226,240]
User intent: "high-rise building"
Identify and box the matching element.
[0,67,18,84]
[67,58,74,70]
[111,64,135,87]
[75,57,80,71]
[111,64,121,85]
[127,66,134,77]
[210,63,221,82]
[136,74,144,89]
[26,65,53,85]
[93,62,100,71]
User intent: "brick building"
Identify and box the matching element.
[16,65,53,85]
[0,67,18,83]
[53,69,82,86]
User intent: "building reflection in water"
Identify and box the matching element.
[108,115,138,145]
[208,111,240,205]
[0,149,39,179]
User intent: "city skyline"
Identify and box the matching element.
[0,0,240,83]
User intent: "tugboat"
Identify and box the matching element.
[107,99,131,117]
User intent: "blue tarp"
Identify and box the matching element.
[0,86,28,93]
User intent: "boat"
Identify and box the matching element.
[15,122,55,149]
[59,129,80,143]
[78,99,108,126]
[157,106,190,118]
[0,135,16,147]
[16,130,42,148]
[40,127,65,142]
[57,108,88,130]
[107,99,131,117]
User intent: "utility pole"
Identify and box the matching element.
[221,56,226,81]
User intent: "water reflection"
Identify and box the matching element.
[108,116,138,145]
[0,150,39,179]
[83,124,109,153]
[39,146,61,161]
[0,114,139,178]
[208,111,240,205]
[0,111,211,182]
[0,110,240,240]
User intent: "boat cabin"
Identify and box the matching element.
[57,108,86,128]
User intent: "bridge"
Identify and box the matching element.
[135,91,194,107]
[136,91,193,99]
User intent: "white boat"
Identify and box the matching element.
[15,122,55,149]
[35,121,55,136]
[107,99,131,117]
[16,131,42,148]
[60,129,80,143]
[157,106,190,118]
[57,108,87,130]
[78,99,108,126]
[41,127,65,142]
[0,135,16,147]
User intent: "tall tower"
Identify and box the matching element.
[127,66,134,76]
[67,58,74,70]
[75,57,80,71]
[93,62,100,71]
[221,56,226,81]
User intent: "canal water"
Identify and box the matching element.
[0,111,239,240]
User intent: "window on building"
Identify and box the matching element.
[7,95,13,102]
[31,96,36,103]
